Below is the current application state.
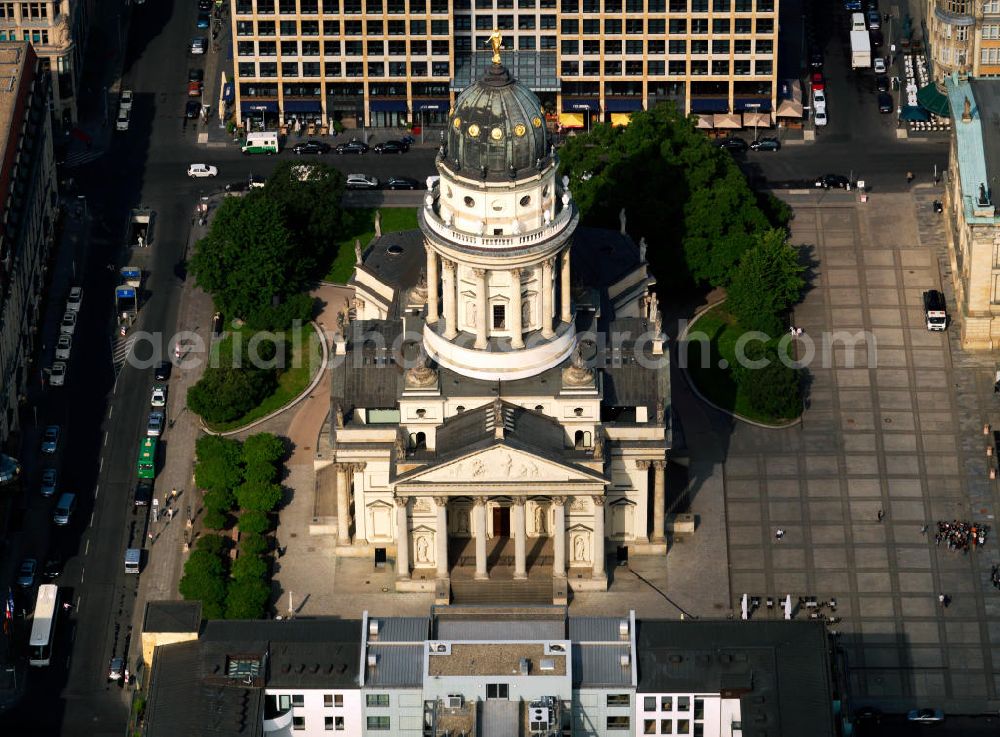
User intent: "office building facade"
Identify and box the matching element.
[230,0,779,130]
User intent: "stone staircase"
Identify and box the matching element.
[450,578,553,605]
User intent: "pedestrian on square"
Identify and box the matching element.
[906,171,914,184]
[775,528,785,540]
[877,509,884,523]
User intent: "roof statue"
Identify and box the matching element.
[486,29,504,65]
[562,341,595,387]
[334,403,345,429]
[405,343,439,388]
[354,239,363,265]
[639,237,648,263]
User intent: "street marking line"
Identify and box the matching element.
[84,539,89,556]
[99,457,103,472]
[104,431,108,447]
[94,484,99,499]
[89,511,95,528]
[76,595,81,610]
[79,567,84,583]
[108,406,114,419]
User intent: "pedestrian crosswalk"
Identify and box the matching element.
[62,149,103,168]
[112,335,136,373]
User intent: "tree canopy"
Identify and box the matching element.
[179,549,228,618]
[556,103,775,290]
[725,229,806,336]
[263,161,346,269]
[194,436,243,494]
[187,365,277,424]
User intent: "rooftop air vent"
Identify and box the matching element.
[446,695,463,709]
[544,643,566,654]
[619,619,629,638]
[428,642,451,655]
[367,653,378,668]
[539,659,555,672]
[620,654,631,668]
[369,620,380,638]
[519,658,530,676]
[387,244,404,256]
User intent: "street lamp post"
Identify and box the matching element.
[745,102,761,142]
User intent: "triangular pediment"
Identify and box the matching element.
[397,444,605,486]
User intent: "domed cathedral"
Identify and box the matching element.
[328,42,673,604]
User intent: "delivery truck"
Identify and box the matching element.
[850,30,872,68]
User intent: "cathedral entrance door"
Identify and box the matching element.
[492,506,511,537]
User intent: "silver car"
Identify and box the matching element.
[40,468,57,497]
[50,362,67,386]
[55,334,72,360]
[60,311,77,335]
[147,411,165,437]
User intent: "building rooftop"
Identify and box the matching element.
[0,43,28,169]
[427,642,567,677]
[143,600,203,634]
[947,76,1000,225]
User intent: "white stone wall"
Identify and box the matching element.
[264,688,362,737]
[635,693,739,737]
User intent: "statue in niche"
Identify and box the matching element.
[535,505,547,534]
[354,239,363,265]
[639,237,648,263]
[573,535,587,563]
[456,509,470,535]
[619,208,627,235]
[416,535,430,563]
[334,404,344,429]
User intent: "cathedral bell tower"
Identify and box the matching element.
[418,41,579,381]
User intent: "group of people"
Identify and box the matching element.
[934,520,990,553]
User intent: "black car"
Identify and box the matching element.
[42,554,62,580]
[154,361,172,381]
[185,100,201,118]
[292,140,331,155]
[335,140,369,155]
[875,75,890,93]
[198,0,212,9]
[715,137,748,152]
[188,68,204,82]
[373,140,408,154]
[809,49,824,68]
[877,92,893,113]
[384,176,419,190]
[815,174,850,189]
[870,30,883,49]
[134,480,153,507]
[748,137,781,151]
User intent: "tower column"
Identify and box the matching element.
[442,260,458,339]
[426,248,439,324]
[510,268,524,349]
[652,460,666,543]
[541,257,555,339]
[513,497,528,579]
[474,497,489,580]
[336,463,351,543]
[560,247,572,323]
[552,496,566,578]
[434,496,449,578]
[592,495,606,578]
[395,497,410,580]
[474,268,489,350]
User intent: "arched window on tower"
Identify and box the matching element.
[574,430,592,449]
[411,432,427,450]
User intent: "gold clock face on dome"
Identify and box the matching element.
[532,116,542,128]
[490,127,503,140]
[453,117,462,129]
[514,123,526,137]
[468,123,480,138]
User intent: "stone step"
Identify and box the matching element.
[450,578,552,606]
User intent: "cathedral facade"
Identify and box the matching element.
[322,56,671,598]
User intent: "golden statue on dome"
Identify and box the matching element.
[486,29,504,65]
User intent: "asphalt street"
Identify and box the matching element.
[0,0,961,735]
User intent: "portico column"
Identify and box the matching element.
[592,495,606,578]
[336,463,351,543]
[434,496,449,578]
[652,460,666,543]
[560,248,572,324]
[474,497,489,580]
[442,260,458,339]
[509,268,524,349]
[541,257,555,339]
[426,248,439,324]
[395,497,410,580]
[474,268,489,350]
[513,498,527,579]
[552,496,567,578]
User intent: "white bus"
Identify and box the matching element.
[28,584,59,667]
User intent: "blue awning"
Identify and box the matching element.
[370,99,408,112]
[222,83,234,104]
[562,98,599,112]
[240,100,278,113]
[734,98,772,112]
[605,98,643,113]
[413,99,449,112]
[283,99,322,113]
[115,287,136,299]
[689,97,729,113]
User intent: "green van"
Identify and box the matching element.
[241,131,280,155]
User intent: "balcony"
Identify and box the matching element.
[262,708,294,734]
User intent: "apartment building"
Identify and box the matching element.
[0,0,91,126]
[141,602,835,737]
[0,42,57,454]
[230,0,779,130]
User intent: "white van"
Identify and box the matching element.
[241,131,280,155]
[53,493,76,525]
[851,12,866,31]
[125,548,141,574]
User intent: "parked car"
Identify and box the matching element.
[16,559,37,588]
[867,8,880,28]
[108,657,124,682]
[116,107,130,132]
[189,68,204,83]
[906,709,944,723]
[335,140,369,155]
[873,56,887,74]
[42,554,62,580]
[292,140,331,155]
[809,49,824,68]
[50,362,67,387]
[66,286,82,312]
[187,80,203,97]
[154,361,172,381]
[844,0,862,9]
[147,411,165,438]
[810,71,825,91]
[715,137,748,152]
[151,384,167,407]
[187,163,218,177]
[384,176,420,190]
[814,110,828,127]
[373,140,408,154]
[815,174,850,189]
[119,89,133,112]
[198,0,212,9]
[133,480,153,507]
[875,75,890,93]
[55,334,72,360]
[812,89,827,112]
[40,468,57,498]
[870,29,884,49]
[749,137,781,151]
[345,173,379,189]
[196,11,210,27]
[190,37,207,54]
[41,425,59,454]
[185,100,201,118]
[877,92,893,113]
[60,311,77,335]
